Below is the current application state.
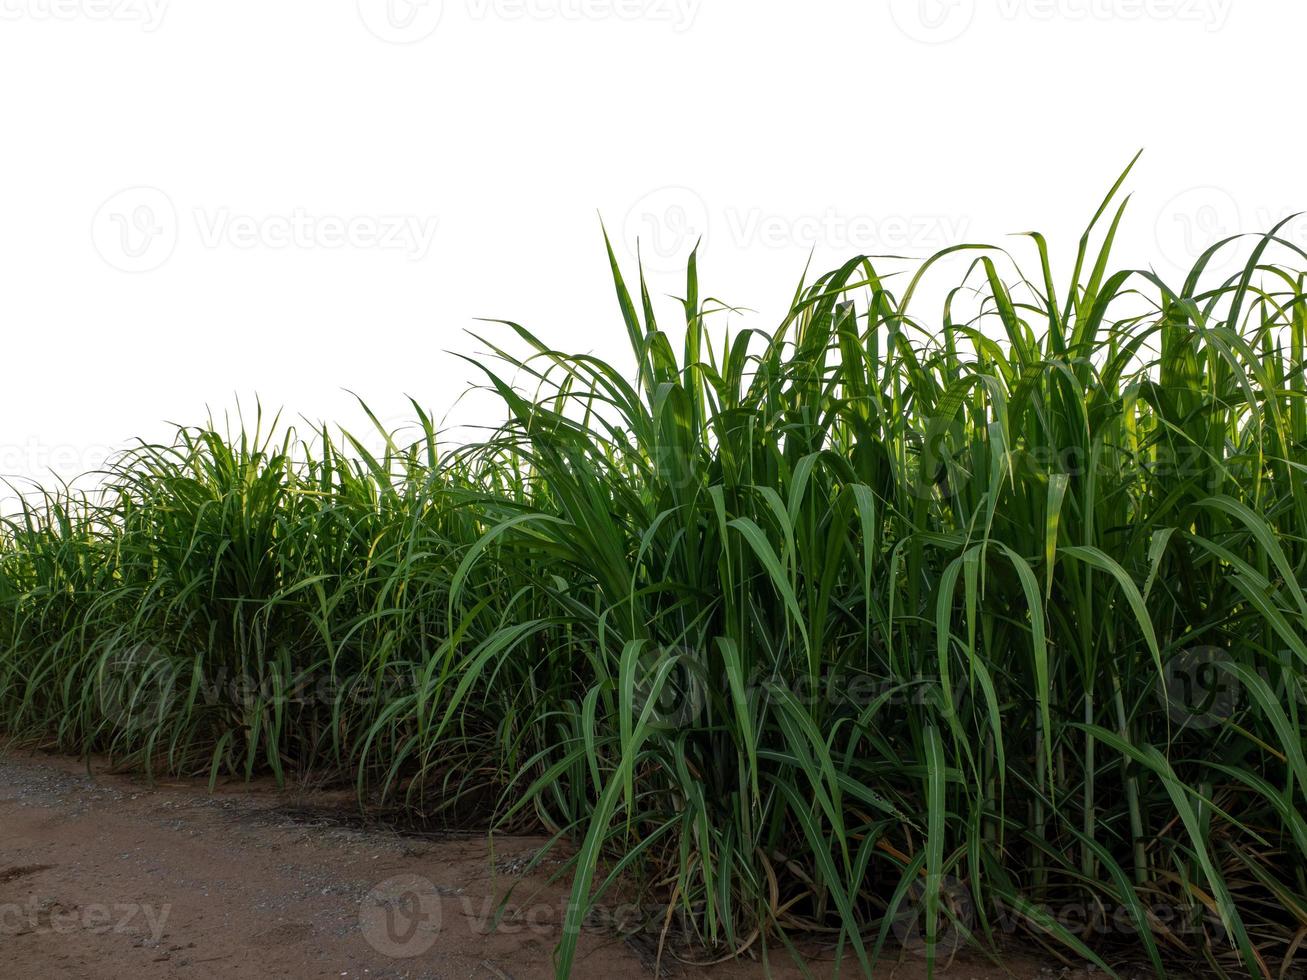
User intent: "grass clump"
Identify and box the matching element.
[3,158,1307,978]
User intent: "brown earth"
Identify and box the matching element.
[0,747,1107,979]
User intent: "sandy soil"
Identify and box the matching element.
[0,748,1103,979]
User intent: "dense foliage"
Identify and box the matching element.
[4,164,1307,977]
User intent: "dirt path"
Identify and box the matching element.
[0,749,1092,979]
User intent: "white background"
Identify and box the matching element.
[2,0,1304,499]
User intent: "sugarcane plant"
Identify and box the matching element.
[3,156,1306,978]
